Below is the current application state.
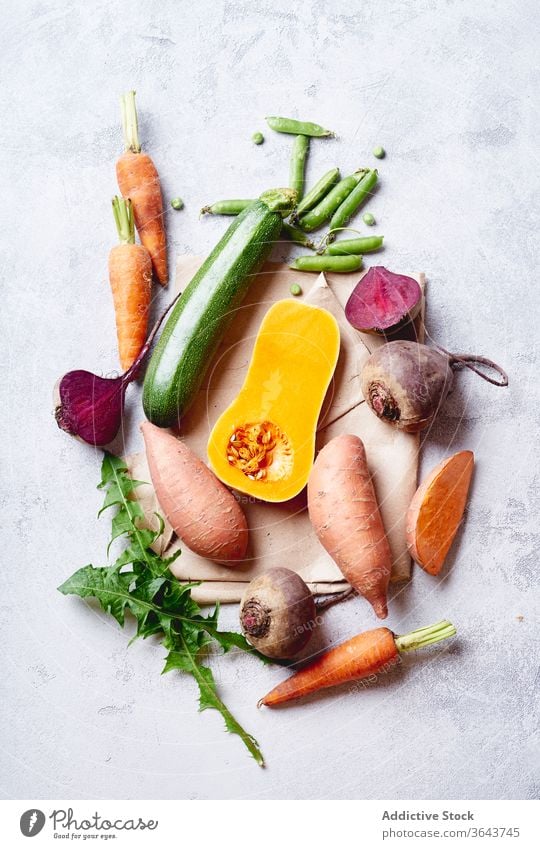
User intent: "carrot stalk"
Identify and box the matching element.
[394,620,456,652]
[259,619,456,707]
[120,90,141,153]
[112,194,135,244]
[116,91,168,285]
[109,197,152,371]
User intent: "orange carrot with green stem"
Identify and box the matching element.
[109,196,152,371]
[116,91,168,285]
[259,620,456,706]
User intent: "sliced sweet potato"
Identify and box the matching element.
[406,450,474,575]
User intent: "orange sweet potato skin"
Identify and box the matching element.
[141,421,248,564]
[308,434,392,619]
[406,450,474,575]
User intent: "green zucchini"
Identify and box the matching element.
[143,188,296,427]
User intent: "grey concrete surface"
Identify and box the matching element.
[1,0,538,800]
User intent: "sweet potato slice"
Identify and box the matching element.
[406,451,474,575]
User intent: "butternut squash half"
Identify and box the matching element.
[208,299,340,502]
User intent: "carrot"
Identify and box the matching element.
[406,450,474,575]
[116,91,168,286]
[140,421,248,564]
[108,197,152,371]
[308,434,392,619]
[259,620,456,706]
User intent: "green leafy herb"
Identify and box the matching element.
[58,453,265,766]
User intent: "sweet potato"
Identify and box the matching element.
[307,434,392,619]
[140,421,248,564]
[406,450,474,574]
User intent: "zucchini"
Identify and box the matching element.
[143,188,296,427]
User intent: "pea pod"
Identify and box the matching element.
[325,235,384,255]
[329,169,378,232]
[289,254,363,273]
[292,167,340,221]
[266,116,334,137]
[289,135,310,199]
[297,170,369,232]
[201,199,254,216]
[282,222,316,249]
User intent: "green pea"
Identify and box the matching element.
[293,167,340,221]
[373,145,385,159]
[252,131,264,145]
[170,197,184,210]
[362,212,376,226]
[289,135,310,200]
[325,235,383,255]
[329,169,378,231]
[282,222,315,249]
[265,115,334,138]
[290,282,303,296]
[297,170,369,232]
[289,254,363,273]
[200,199,254,215]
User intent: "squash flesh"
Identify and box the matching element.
[208,299,340,502]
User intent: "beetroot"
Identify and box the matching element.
[361,341,508,432]
[345,266,422,335]
[54,291,181,446]
[240,568,317,659]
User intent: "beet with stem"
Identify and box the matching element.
[345,266,422,335]
[54,292,181,446]
[240,568,317,660]
[361,340,508,432]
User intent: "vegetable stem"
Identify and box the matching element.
[121,90,141,154]
[112,196,135,244]
[395,620,456,653]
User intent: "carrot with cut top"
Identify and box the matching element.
[116,91,168,285]
[109,196,152,371]
[259,620,456,706]
[308,434,392,619]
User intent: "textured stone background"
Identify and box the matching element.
[1,0,538,800]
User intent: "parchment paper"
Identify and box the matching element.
[127,257,425,603]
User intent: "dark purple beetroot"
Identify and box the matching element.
[345,266,422,335]
[54,290,182,447]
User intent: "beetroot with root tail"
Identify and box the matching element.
[54,291,182,447]
[240,568,317,659]
[361,340,508,432]
[345,266,422,335]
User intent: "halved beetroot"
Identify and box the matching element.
[345,266,422,335]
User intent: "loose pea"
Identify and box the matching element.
[282,222,316,250]
[252,131,264,145]
[265,115,334,138]
[170,197,184,210]
[200,199,254,216]
[298,170,369,232]
[293,167,340,221]
[325,235,384,255]
[289,254,363,273]
[373,145,385,159]
[362,212,376,226]
[290,282,303,296]
[329,169,378,231]
[289,135,310,199]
